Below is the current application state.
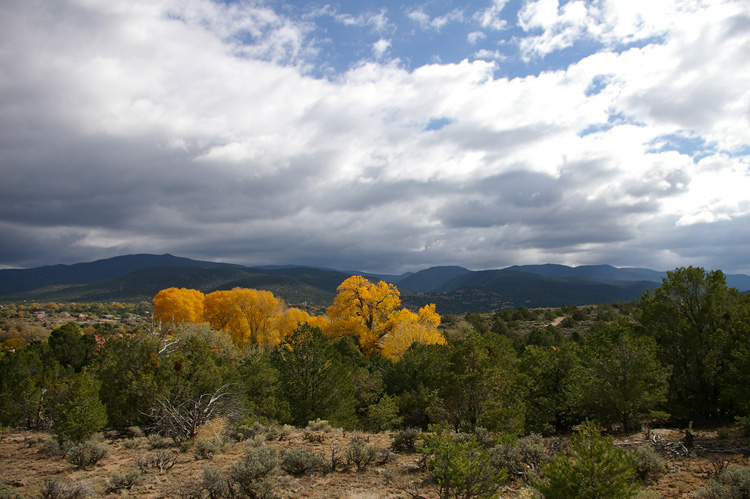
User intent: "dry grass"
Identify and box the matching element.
[0,425,748,498]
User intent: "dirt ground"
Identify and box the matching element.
[1,424,748,498]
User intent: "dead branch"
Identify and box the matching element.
[148,385,235,442]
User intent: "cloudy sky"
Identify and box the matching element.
[1,0,749,274]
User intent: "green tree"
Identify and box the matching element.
[271,324,356,427]
[438,333,525,434]
[534,420,638,499]
[521,342,581,432]
[51,370,107,443]
[366,393,403,431]
[48,322,97,373]
[420,424,506,499]
[97,331,167,429]
[384,342,448,430]
[577,321,671,431]
[237,346,288,422]
[165,335,229,401]
[147,334,234,441]
[640,267,738,420]
[0,343,61,429]
[721,294,750,418]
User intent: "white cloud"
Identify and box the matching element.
[372,38,392,59]
[331,7,389,33]
[475,0,510,30]
[474,49,506,61]
[515,0,735,61]
[467,31,487,43]
[408,8,465,30]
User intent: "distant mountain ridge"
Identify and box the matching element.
[396,266,471,293]
[0,254,232,296]
[1,254,748,312]
[504,263,750,293]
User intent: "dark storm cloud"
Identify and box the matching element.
[1,0,749,275]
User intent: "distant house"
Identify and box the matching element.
[33,311,46,319]
[77,314,88,322]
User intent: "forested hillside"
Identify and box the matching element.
[5,253,749,311]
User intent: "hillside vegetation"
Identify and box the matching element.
[5,253,749,311]
[1,266,750,497]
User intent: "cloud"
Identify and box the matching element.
[372,38,391,59]
[408,8,465,31]
[474,48,506,61]
[475,0,510,30]
[516,0,675,60]
[467,31,487,44]
[323,6,390,33]
[0,0,748,276]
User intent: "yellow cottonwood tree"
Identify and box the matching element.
[327,275,402,355]
[153,287,205,326]
[203,290,237,332]
[272,307,332,344]
[233,288,282,344]
[381,304,445,360]
[202,288,283,345]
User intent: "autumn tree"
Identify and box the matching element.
[272,307,329,343]
[328,275,444,357]
[232,288,281,344]
[327,276,401,354]
[203,290,237,333]
[203,288,290,345]
[153,287,205,329]
[381,304,446,360]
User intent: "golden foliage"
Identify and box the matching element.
[153,287,205,325]
[151,276,438,356]
[202,288,280,344]
[272,307,312,344]
[326,276,443,358]
[232,288,281,344]
[203,290,236,332]
[201,288,329,346]
[381,304,445,360]
[327,275,401,355]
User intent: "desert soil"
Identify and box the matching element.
[1,424,748,498]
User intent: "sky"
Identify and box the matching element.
[1,0,749,275]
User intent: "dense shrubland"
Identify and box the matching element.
[1,266,750,497]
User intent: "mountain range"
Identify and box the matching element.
[1,254,749,314]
